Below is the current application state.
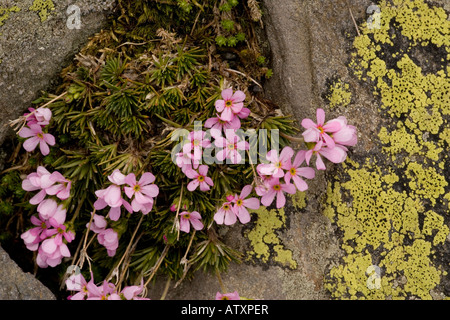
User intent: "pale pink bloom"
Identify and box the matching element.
[305,141,348,170]
[97,228,119,257]
[284,150,316,191]
[205,113,241,132]
[260,177,296,209]
[182,130,211,169]
[94,170,132,221]
[235,107,250,120]
[18,124,55,156]
[301,108,342,148]
[214,201,236,225]
[66,273,89,300]
[121,280,149,300]
[231,185,260,224]
[214,129,249,164]
[24,107,52,127]
[45,171,71,200]
[22,166,54,205]
[86,280,120,300]
[37,198,62,220]
[21,214,49,251]
[175,151,193,174]
[215,291,240,300]
[124,172,159,214]
[215,88,245,121]
[185,165,214,192]
[179,211,204,233]
[257,147,294,178]
[86,213,108,233]
[37,237,72,268]
[325,116,358,147]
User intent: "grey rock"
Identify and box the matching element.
[0,245,55,299]
[0,0,115,145]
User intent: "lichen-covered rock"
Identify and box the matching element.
[0,0,115,146]
[0,245,55,299]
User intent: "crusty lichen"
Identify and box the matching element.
[327,79,352,109]
[325,0,450,300]
[29,0,55,22]
[246,206,298,270]
[0,5,21,27]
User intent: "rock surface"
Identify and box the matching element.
[0,245,55,299]
[0,0,115,146]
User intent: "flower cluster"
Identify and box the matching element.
[21,199,75,268]
[18,107,55,156]
[301,108,357,170]
[66,272,148,300]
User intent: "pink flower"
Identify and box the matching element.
[260,177,296,209]
[124,172,159,214]
[214,201,236,225]
[284,150,315,191]
[24,107,52,127]
[18,124,55,156]
[215,89,245,121]
[86,213,108,233]
[230,185,260,224]
[182,130,211,169]
[22,166,53,205]
[175,151,193,174]
[185,165,214,192]
[301,108,342,148]
[120,280,149,300]
[305,141,348,170]
[86,280,121,300]
[21,214,49,251]
[215,291,240,300]
[325,116,358,147]
[97,228,119,257]
[179,211,204,233]
[37,226,73,268]
[257,147,294,178]
[214,129,249,164]
[66,272,88,299]
[45,171,71,200]
[94,170,132,221]
[37,198,63,220]
[205,113,241,133]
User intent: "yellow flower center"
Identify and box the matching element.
[183,214,191,220]
[223,204,230,210]
[236,199,243,206]
[290,168,296,175]
[198,175,205,182]
[133,185,141,192]
[273,184,281,191]
[37,133,44,139]
[225,100,232,108]
[193,139,200,146]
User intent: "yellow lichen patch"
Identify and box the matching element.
[326,0,450,299]
[0,5,21,27]
[327,80,352,109]
[291,190,306,210]
[245,207,297,269]
[29,0,55,22]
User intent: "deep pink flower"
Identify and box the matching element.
[214,201,236,225]
[185,165,214,192]
[230,185,260,224]
[22,166,54,205]
[214,129,249,164]
[45,171,71,200]
[301,108,342,148]
[305,141,348,170]
[257,147,294,178]
[215,291,240,300]
[215,89,245,121]
[120,280,149,300]
[179,211,204,233]
[86,279,120,300]
[284,150,316,191]
[66,272,88,300]
[21,214,49,251]
[124,172,159,214]
[260,177,296,209]
[19,124,55,156]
